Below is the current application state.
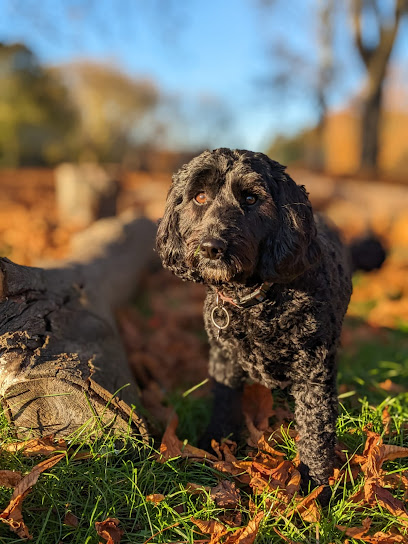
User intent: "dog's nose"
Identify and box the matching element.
[200,238,226,260]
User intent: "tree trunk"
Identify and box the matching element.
[0,213,156,440]
[360,85,383,173]
[55,163,120,228]
[350,0,405,173]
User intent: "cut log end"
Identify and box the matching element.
[2,377,149,441]
[0,214,156,441]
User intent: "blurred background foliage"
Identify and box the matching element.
[0,0,407,176]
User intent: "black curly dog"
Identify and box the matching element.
[156,148,385,501]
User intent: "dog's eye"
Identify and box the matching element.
[244,194,257,206]
[194,192,207,205]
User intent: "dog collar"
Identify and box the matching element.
[211,281,273,339]
[217,281,273,309]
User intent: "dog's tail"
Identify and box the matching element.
[348,234,387,273]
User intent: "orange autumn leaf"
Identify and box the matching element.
[10,453,66,502]
[381,444,408,463]
[337,517,372,538]
[242,383,274,432]
[223,512,264,544]
[212,460,252,485]
[288,485,324,523]
[383,472,408,500]
[362,431,408,479]
[252,460,293,487]
[0,452,65,539]
[157,413,217,463]
[158,413,182,461]
[364,531,408,543]
[186,482,211,495]
[364,479,408,525]
[0,470,22,488]
[382,407,392,435]
[146,494,165,504]
[219,510,242,528]
[329,465,361,485]
[285,469,302,498]
[3,436,67,456]
[182,442,218,461]
[338,519,408,544]
[211,480,241,508]
[378,379,405,394]
[256,434,286,459]
[0,489,32,539]
[191,517,228,536]
[95,517,123,544]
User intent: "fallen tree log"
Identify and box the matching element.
[0,212,156,440]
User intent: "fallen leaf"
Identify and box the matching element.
[383,472,408,500]
[366,530,408,543]
[219,510,242,528]
[242,384,273,434]
[146,494,165,504]
[157,414,217,463]
[158,413,182,461]
[382,407,392,435]
[3,436,67,456]
[0,470,22,488]
[337,517,372,538]
[0,489,32,539]
[381,444,408,463]
[64,511,79,527]
[378,379,405,394]
[337,520,408,544]
[0,453,65,539]
[211,480,240,508]
[329,465,360,485]
[213,460,252,485]
[186,482,211,495]
[365,479,408,525]
[191,517,227,536]
[95,517,123,544]
[223,512,264,544]
[11,453,66,501]
[288,486,323,523]
[256,434,286,459]
[361,431,408,481]
[285,469,302,498]
[70,450,93,461]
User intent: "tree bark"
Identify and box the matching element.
[360,85,383,173]
[0,212,156,440]
[55,163,120,227]
[350,0,406,172]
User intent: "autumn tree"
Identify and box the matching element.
[0,43,78,166]
[56,62,159,162]
[350,0,408,173]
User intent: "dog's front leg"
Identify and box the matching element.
[291,367,337,504]
[198,344,246,449]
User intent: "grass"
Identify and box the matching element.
[1,299,408,541]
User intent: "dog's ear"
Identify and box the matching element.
[260,172,321,282]
[156,181,184,273]
[156,166,201,282]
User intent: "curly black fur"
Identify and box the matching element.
[157,148,354,497]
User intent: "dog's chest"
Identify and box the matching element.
[203,290,312,387]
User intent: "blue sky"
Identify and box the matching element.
[1,0,407,151]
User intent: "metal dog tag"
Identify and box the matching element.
[211,294,230,339]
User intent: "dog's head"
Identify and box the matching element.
[156,148,321,285]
